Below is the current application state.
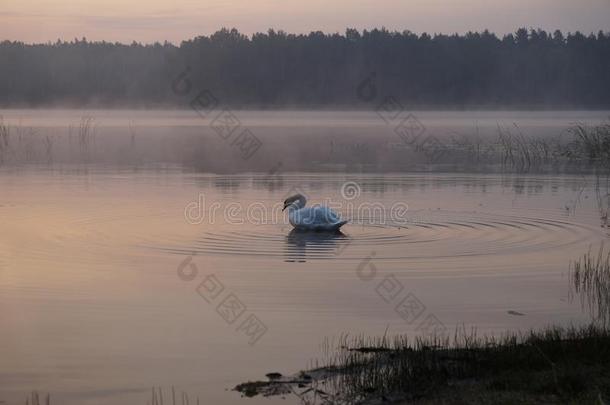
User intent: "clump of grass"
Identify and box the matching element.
[565,123,610,167]
[496,124,556,172]
[0,116,50,165]
[449,123,498,166]
[432,121,609,174]
[572,245,610,326]
[237,324,610,404]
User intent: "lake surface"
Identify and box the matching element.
[0,110,609,404]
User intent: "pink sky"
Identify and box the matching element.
[1,0,609,44]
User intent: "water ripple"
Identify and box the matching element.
[152,210,602,262]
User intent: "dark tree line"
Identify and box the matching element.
[1,28,609,107]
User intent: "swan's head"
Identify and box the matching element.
[282,193,306,211]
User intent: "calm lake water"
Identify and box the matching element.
[0,110,609,404]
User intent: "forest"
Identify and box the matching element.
[0,27,609,108]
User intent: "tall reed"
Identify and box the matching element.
[149,386,199,405]
[0,116,9,165]
[571,244,610,326]
[24,391,50,405]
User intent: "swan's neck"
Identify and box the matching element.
[287,197,307,211]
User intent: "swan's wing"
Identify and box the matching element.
[290,205,342,227]
[312,205,341,224]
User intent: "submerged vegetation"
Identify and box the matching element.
[236,325,610,404]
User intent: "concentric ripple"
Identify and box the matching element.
[155,210,602,262]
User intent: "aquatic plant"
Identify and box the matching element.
[0,117,50,165]
[77,116,96,161]
[129,120,137,150]
[0,116,9,165]
[448,123,498,166]
[149,386,199,405]
[571,245,610,326]
[496,124,557,172]
[565,123,610,167]
[434,121,609,174]
[15,125,39,163]
[24,391,50,405]
[43,135,53,164]
[17,387,202,405]
[593,175,610,228]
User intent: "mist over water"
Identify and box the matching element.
[0,109,608,172]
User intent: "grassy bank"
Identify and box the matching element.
[235,324,610,404]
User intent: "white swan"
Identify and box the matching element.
[282,194,348,232]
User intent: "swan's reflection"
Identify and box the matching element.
[284,229,350,262]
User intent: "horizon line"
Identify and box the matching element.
[3,26,609,47]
